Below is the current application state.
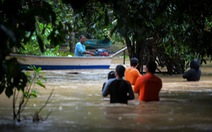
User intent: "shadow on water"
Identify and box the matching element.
[1,59,212,131]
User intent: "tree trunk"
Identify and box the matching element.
[69,32,75,52]
[137,38,146,74]
[125,36,132,58]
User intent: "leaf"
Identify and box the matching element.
[36,80,46,88]
[5,86,13,98]
[29,93,37,98]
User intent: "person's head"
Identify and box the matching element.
[108,71,115,80]
[115,65,125,78]
[146,61,157,73]
[79,35,86,44]
[190,59,200,71]
[130,57,138,67]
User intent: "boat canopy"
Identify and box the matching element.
[84,38,112,49]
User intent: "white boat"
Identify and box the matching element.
[10,47,127,70]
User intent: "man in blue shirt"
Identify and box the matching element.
[74,35,94,56]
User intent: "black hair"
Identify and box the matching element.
[115,65,125,78]
[79,35,86,39]
[146,61,157,73]
[190,59,200,71]
[130,57,138,67]
[108,71,115,79]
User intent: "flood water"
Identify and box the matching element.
[1,57,212,132]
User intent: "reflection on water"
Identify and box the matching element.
[1,59,212,131]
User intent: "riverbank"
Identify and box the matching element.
[111,56,212,75]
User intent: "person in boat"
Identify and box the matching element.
[125,57,141,87]
[183,59,201,81]
[102,70,116,91]
[102,65,135,104]
[134,61,162,102]
[74,35,95,56]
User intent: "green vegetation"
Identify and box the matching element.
[13,66,52,122]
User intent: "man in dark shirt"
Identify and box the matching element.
[102,65,134,104]
[183,59,201,81]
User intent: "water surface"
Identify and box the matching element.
[0,58,212,131]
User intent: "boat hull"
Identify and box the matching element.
[10,54,112,70]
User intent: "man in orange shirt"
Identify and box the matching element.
[125,57,141,86]
[134,61,162,102]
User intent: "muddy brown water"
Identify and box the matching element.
[0,57,212,132]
